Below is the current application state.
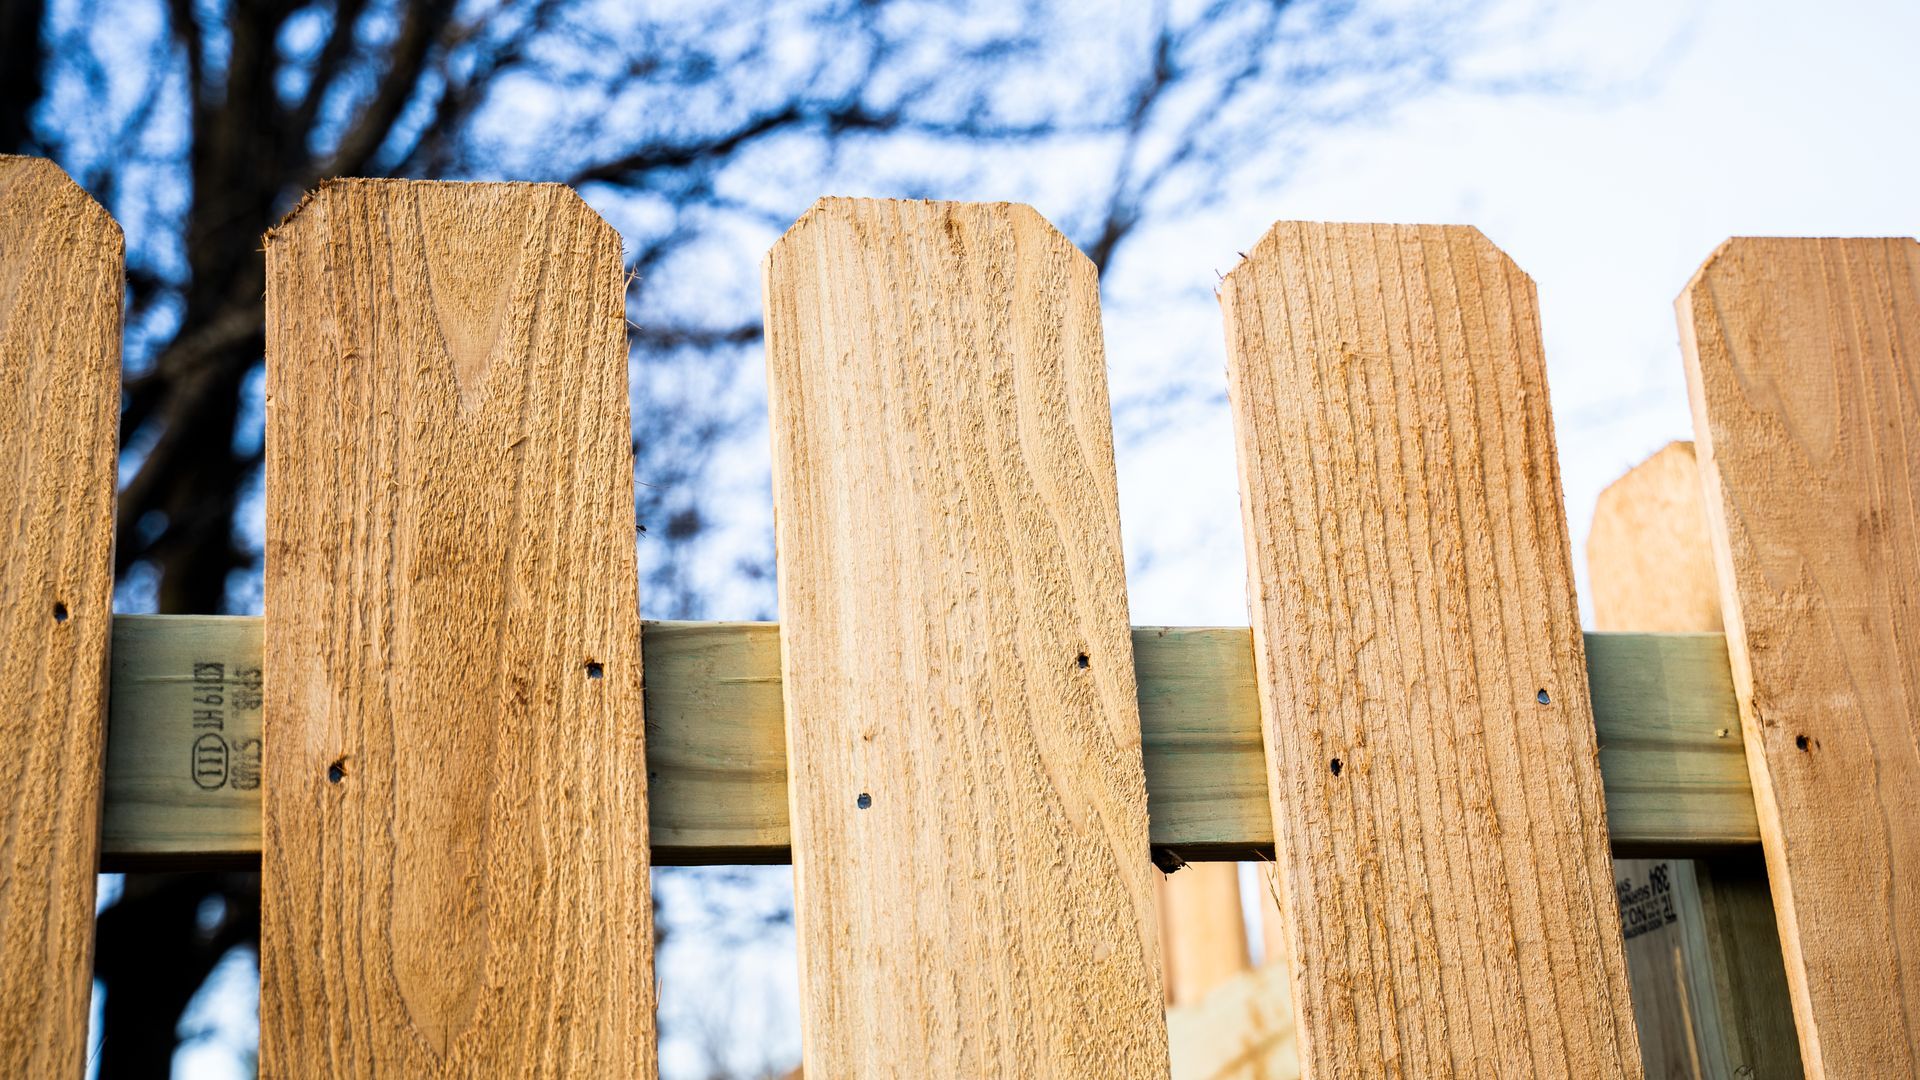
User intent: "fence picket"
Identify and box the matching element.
[1159,864,1251,1006]
[1678,237,1920,1077]
[1588,440,1800,1080]
[1221,222,1641,1076]
[259,180,653,1076]
[763,198,1170,1076]
[0,155,121,1078]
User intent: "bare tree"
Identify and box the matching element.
[4,0,1529,1073]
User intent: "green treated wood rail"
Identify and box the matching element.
[101,615,1755,868]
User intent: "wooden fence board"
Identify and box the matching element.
[1590,441,1727,635]
[1678,236,1920,1077]
[1589,440,1800,1080]
[1221,222,1642,1076]
[260,180,653,1076]
[102,614,263,864]
[763,198,1169,1076]
[1587,632,1755,853]
[0,154,121,1078]
[96,619,1754,865]
[1159,864,1251,1005]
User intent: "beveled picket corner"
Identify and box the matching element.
[2,155,1913,1079]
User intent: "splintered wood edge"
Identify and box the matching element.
[98,617,1755,868]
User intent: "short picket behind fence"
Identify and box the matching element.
[1,153,1914,1078]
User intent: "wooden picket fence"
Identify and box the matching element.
[1,152,1914,1078]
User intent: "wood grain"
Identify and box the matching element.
[1590,442,1725,635]
[763,198,1169,1077]
[260,180,653,1076]
[1678,236,1920,1077]
[1589,440,1800,1080]
[1134,625,1270,860]
[98,619,1755,866]
[1222,222,1642,1077]
[1587,632,1755,854]
[0,155,121,1078]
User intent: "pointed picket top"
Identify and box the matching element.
[1223,220,1534,299]
[0,155,121,339]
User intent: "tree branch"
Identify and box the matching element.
[286,0,371,141]
[319,0,457,178]
[0,0,47,152]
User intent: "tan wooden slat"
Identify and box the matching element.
[763,198,1169,1076]
[97,619,1754,865]
[1678,236,1920,1077]
[1222,222,1642,1076]
[260,180,653,1076]
[1590,440,1800,1080]
[1590,442,1727,635]
[1257,863,1289,968]
[0,155,121,1078]
[1159,865,1251,1005]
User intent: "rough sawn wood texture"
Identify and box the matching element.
[0,154,122,1079]
[763,198,1170,1078]
[1221,222,1642,1078]
[1589,441,1726,635]
[1678,236,1920,1078]
[260,180,654,1077]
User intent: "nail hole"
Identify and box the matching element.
[52,602,68,623]
[856,792,871,810]
[1795,734,1809,752]
[1075,653,1089,670]
[327,759,348,784]
[584,661,604,679]
[1329,757,1343,777]
[1536,688,1550,705]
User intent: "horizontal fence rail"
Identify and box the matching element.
[101,616,1755,868]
